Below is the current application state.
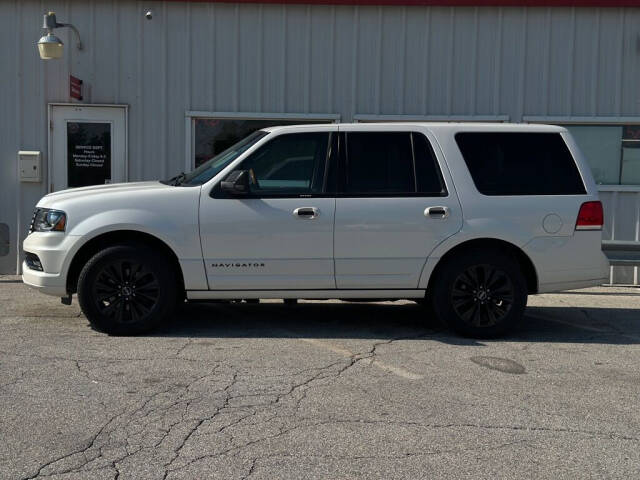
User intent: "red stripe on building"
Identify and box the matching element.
[160,0,640,7]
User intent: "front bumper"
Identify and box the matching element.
[22,232,82,297]
[22,262,67,296]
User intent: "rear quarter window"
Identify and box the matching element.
[455,132,586,196]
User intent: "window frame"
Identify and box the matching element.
[337,131,448,198]
[185,111,340,173]
[523,116,640,186]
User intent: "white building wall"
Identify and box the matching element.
[1,0,639,275]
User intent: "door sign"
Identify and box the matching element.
[66,122,112,187]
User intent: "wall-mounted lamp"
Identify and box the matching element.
[37,12,83,60]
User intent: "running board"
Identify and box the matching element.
[186,289,425,300]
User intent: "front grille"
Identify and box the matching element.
[28,209,37,234]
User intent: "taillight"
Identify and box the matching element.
[575,201,603,231]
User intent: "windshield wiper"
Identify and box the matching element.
[167,172,187,186]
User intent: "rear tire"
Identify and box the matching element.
[77,244,178,335]
[431,248,527,338]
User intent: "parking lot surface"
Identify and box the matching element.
[1,276,639,479]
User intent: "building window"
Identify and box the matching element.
[191,114,339,169]
[560,124,640,185]
[523,119,640,186]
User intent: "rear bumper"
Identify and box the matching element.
[537,276,608,294]
[523,232,610,294]
[535,257,610,293]
[22,262,67,296]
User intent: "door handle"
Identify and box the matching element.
[424,206,450,219]
[293,207,320,219]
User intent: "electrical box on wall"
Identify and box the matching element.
[19,151,42,183]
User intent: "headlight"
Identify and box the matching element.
[30,208,67,233]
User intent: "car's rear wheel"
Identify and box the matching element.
[77,244,177,335]
[431,249,527,338]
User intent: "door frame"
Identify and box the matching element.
[198,126,339,291]
[47,103,129,192]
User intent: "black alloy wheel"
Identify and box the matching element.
[78,244,177,335]
[431,248,527,338]
[92,260,160,324]
[450,264,515,327]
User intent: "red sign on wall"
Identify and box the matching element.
[70,75,83,101]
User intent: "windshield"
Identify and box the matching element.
[177,130,268,186]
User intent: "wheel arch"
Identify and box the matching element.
[66,230,185,296]
[425,238,539,295]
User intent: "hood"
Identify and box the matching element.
[29,180,203,238]
[37,181,174,208]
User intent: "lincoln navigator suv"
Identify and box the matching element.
[22,123,609,337]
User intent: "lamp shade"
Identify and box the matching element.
[37,34,63,59]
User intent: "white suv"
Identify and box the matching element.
[22,123,609,337]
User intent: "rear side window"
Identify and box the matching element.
[343,132,446,196]
[413,132,447,195]
[455,132,586,195]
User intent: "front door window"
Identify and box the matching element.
[239,132,330,196]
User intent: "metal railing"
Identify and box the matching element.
[598,186,640,285]
[602,240,640,267]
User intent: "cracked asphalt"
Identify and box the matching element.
[1,276,640,479]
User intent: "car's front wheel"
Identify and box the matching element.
[431,249,527,338]
[77,244,178,335]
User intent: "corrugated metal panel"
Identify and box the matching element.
[2,0,640,275]
[0,0,18,270]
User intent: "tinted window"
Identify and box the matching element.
[345,132,413,194]
[344,132,446,196]
[413,133,447,195]
[239,132,329,195]
[455,132,586,195]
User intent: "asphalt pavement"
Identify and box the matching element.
[1,276,639,479]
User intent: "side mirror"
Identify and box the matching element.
[220,170,250,194]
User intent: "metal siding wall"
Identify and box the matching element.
[475,8,500,115]
[117,1,142,179]
[621,9,640,116]
[403,8,428,115]
[309,5,335,113]
[167,1,189,177]
[238,5,261,111]
[1,0,640,275]
[572,9,599,115]
[0,0,19,274]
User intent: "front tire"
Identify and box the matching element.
[431,249,527,338]
[77,244,178,335]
